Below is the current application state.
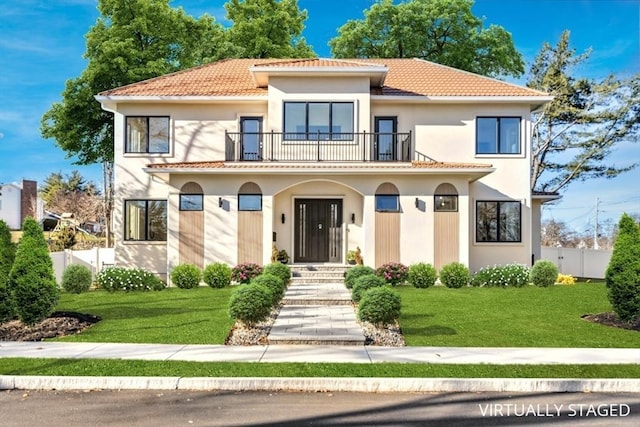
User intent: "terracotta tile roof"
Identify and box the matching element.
[100,58,548,98]
[146,160,493,170]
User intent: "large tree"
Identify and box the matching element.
[528,30,640,193]
[329,0,524,77]
[225,0,315,58]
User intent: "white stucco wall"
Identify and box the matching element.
[0,183,22,230]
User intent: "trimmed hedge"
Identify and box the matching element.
[439,262,470,288]
[61,264,93,294]
[358,286,401,326]
[352,274,386,302]
[344,265,375,289]
[251,274,285,306]
[530,260,558,287]
[203,263,232,288]
[263,262,291,286]
[228,283,273,326]
[408,263,437,288]
[171,264,202,289]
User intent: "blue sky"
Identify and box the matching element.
[0,0,638,234]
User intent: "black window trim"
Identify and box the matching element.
[434,194,459,212]
[179,194,204,212]
[238,193,263,211]
[124,199,167,242]
[475,200,522,243]
[475,116,521,155]
[375,194,400,212]
[125,116,170,154]
[283,101,354,141]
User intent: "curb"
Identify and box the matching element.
[2,376,639,393]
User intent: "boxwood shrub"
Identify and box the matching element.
[439,262,470,288]
[344,265,375,289]
[263,262,291,285]
[358,286,401,326]
[203,263,232,288]
[228,283,273,326]
[251,273,285,306]
[530,260,558,287]
[352,274,386,302]
[171,264,202,289]
[408,263,437,288]
[61,264,93,293]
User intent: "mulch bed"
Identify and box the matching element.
[0,311,100,342]
[581,312,640,331]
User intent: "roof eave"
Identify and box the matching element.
[95,95,267,103]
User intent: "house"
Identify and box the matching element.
[0,179,39,230]
[96,58,553,282]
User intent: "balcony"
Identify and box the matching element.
[225,131,412,162]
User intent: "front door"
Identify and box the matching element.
[294,199,342,263]
[374,117,398,161]
[240,117,262,161]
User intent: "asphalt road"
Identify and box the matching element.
[2,390,639,426]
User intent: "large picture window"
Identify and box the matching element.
[125,200,167,241]
[284,102,353,140]
[476,201,521,242]
[126,116,170,153]
[476,117,520,154]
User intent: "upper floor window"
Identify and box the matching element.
[284,102,353,140]
[476,117,520,155]
[124,200,167,241]
[126,116,170,153]
[476,201,521,242]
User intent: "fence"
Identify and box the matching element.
[541,246,612,279]
[50,248,115,285]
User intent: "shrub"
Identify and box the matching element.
[439,262,470,288]
[530,260,558,287]
[376,262,409,286]
[61,264,93,293]
[358,286,401,326]
[344,265,375,289]
[0,219,16,287]
[55,226,77,249]
[0,282,15,322]
[203,263,232,288]
[556,274,576,285]
[170,264,201,289]
[352,274,386,302]
[231,263,263,284]
[251,274,285,305]
[263,262,291,285]
[96,267,165,292]
[471,264,530,287]
[605,213,640,321]
[228,283,273,326]
[408,263,437,288]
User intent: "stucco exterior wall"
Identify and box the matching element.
[0,183,22,230]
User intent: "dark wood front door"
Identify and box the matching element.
[294,199,342,263]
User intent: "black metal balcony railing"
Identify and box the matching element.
[225,131,412,162]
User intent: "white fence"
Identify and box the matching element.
[541,246,612,279]
[50,248,115,284]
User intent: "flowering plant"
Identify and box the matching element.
[231,263,263,284]
[96,267,165,292]
[471,264,530,287]
[375,262,408,286]
[556,273,576,285]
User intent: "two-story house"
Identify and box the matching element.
[96,58,552,282]
[0,179,38,230]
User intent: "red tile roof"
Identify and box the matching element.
[99,58,548,98]
[145,160,493,170]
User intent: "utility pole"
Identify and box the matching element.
[594,197,599,250]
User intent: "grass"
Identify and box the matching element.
[1,358,638,378]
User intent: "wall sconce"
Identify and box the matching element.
[218,197,223,208]
[351,213,356,224]
[415,197,420,208]
[281,213,286,224]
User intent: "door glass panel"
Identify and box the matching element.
[241,118,261,160]
[376,118,396,161]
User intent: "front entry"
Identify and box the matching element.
[294,199,342,263]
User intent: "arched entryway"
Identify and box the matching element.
[179,182,204,268]
[375,182,400,267]
[237,182,263,263]
[434,183,459,269]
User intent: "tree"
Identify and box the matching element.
[605,213,640,322]
[0,220,16,322]
[541,219,578,248]
[224,0,315,58]
[529,30,640,194]
[41,0,228,247]
[329,0,524,78]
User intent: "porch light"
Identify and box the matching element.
[351,213,356,224]
[281,213,286,224]
[218,197,223,208]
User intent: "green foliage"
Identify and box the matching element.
[96,267,166,292]
[170,264,202,289]
[8,236,59,325]
[55,227,77,250]
[225,0,315,58]
[376,262,409,286]
[408,263,437,288]
[528,30,640,193]
[251,274,285,306]
[228,283,273,326]
[231,263,263,284]
[358,286,401,326]
[344,265,375,289]
[61,264,93,294]
[0,282,15,322]
[263,262,291,285]
[605,214,640,321]
[329,0,524,77]
[471,264,531,288]
[203,263,232,288]
[352,274,386,302]
[21,217,48,247]
[439,262,470,288]
[0,219,16,287]
[530,260,559,287]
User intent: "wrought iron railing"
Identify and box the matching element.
[225,131,412,162]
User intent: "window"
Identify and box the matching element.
[476,117,520,154]
[434,195,458,212]
[375,195,400,212]
[476,201,521,242]
[124,200,167,241]
[179,194,203,211]
[126,117,170,153]
[238,194,262,211]
[284,102,353,140]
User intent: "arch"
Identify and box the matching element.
[238,182,261,194]
[181,182,203,194]
[237,181,263,263]
[376,182,399,195]
[434,183,458,195]
[434,182,459,269]
[179,181,204,269]
[374,182,400,267]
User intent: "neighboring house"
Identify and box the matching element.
[0,179,39,230]
[96,58,553,281]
